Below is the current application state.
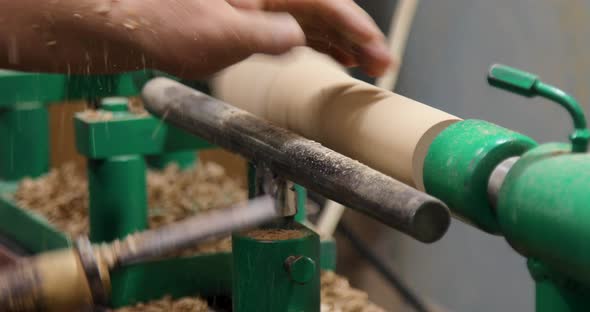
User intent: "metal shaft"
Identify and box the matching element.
[112,195,277,266]
[141,78,450,243]
[487,156,519,208]
[0,196,277,312]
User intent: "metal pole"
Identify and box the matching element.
[141,78,450,243]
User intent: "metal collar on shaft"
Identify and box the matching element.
[74,237,110,306]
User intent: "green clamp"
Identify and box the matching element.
[488,64,590,153]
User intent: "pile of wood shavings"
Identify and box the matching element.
[14,162,385,312]
[321,271,386,312]
[147,163,244,228]
[15,163,89,235]
[14,161,245,252]
[114,295,209,312]
[243,228,307,240]
[113,272,385,312]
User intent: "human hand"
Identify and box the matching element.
[228,0,392,76]
[119,0,391,78]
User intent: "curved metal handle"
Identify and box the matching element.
[488,64,590,153]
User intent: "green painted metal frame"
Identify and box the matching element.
[0,69,224,307]
[232,220,321,312]
[0,181,69,253]
[0,71,66,106]
[74,98,216,306]
[74,111,213,159]
[0,70,153,106]
[0,103,50,180]
[0,69,337,309]
[0,69,156,182]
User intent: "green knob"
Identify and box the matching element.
[285,255,316,285]
[488,64,589,153]
[100,97,129,112]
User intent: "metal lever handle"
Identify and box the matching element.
[488,64,590,152]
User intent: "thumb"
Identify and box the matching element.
[232,11,306,55]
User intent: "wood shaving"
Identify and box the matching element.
[78,110,114,121]
[244,229,307,241]
[14,163,384,312]
[78,102,149,121]
[147,163,246,228]
[127,97,147,115]
[114,295,209,312]
[321,271,387,312]
[15,163,88,236]
[112,272,384,312]
[14,161,245,256]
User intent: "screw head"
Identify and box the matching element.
[285,255,316,285]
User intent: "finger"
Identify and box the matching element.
[226,0,263,9]
[355,40,394,77]
[230,10,306,55]
[305,30,357,66]
[266,0,384,44]
[307,38,357,67]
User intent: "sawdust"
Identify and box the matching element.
[114,295,209,312]
[321,271,386,312]
[76,99,148,121]
[78,110,114,121]
[243,228,307,241]
[13,161,245,255]
[127,97,148,115]
[14,162,384,312]
[112,272,385,312]
[15,163,88,236]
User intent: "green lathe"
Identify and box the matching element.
[425,65,590,312]
[142,63,590,311]
[0,61,589,312]
[0,68,450,311]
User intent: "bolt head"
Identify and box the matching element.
[285,255,316,284]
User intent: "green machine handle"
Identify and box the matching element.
[488,64,590,152]
[410,61,590,311]
[486,64,590,312]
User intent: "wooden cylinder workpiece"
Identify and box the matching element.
[212,48,461,190]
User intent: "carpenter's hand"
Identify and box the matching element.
[227,0,392,76]
[121,0,391,78]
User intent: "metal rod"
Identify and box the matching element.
[113,195,278,266]
[0,196,278,312]
[487,156,519,209]
[141,78,450,243]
